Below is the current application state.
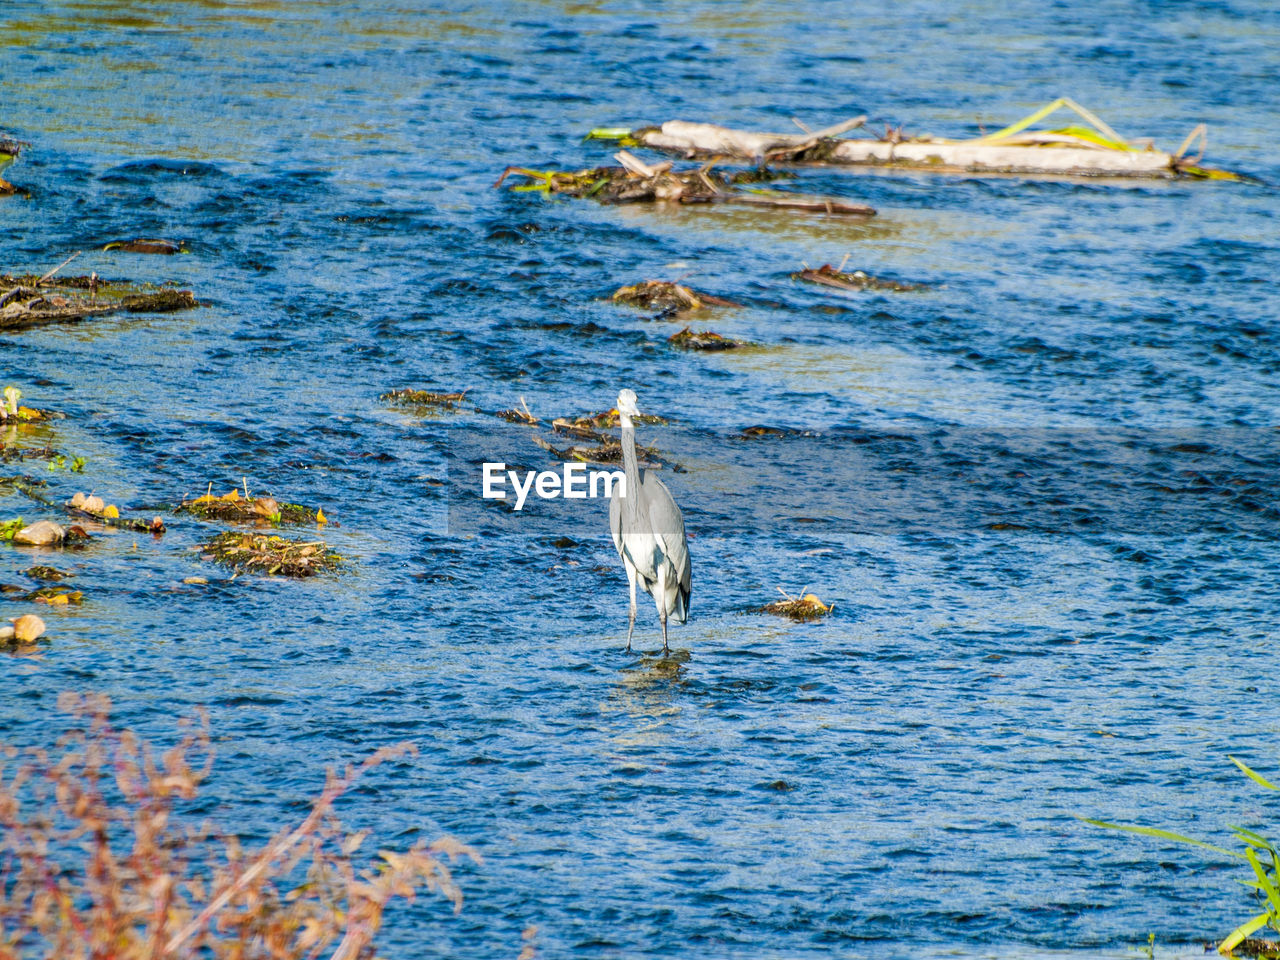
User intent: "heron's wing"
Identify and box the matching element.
[643,474,692,622]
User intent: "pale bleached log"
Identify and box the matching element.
[638,121,1177,178]
[643,118,864,159]
[827,139,1175,176]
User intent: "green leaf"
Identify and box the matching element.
[1245,848,1280,916]
[1219,912,1270,955]
[1079,818,1245,860]
[1229,826,1278,853]
[1230,757,1280,791]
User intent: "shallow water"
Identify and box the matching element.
[2,1,1279,957]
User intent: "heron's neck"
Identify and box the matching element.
[619,414,641,515]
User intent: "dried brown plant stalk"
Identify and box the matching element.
[0,693,479,960]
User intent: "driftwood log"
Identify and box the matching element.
[637,121,1178,177]
[0,272,198,331]
[599,100,1244,180]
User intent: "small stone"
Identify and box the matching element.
[12,614,45,643]
[183,577,208,585]
[81,495,105,514]
[13,521,65,546]
[69,492,87,508]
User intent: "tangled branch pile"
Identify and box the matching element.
[611,280,741,314]
[0,275,198,330]
[793,263,925,293]
[495,151,875,215]
[198,531,341,577]
[668,327,748,351]
[761,589,833,621]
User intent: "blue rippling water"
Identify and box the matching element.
[1,2,1278,957]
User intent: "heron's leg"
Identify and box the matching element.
[625,568,638,653]
[660,610,669,656]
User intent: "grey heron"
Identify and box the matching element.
[608,389,691,655]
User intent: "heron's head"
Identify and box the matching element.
[617,389,640,418]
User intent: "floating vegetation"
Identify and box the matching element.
[0,444,62,465]
[495,397,539,425]
[198,531,341,577]
[532,434,632,467]
[761,588,833,621]
[0,136,24,197]
[0,475,51,504]
[495,152,875,216]
[27,586,82,606]
[552,408,666,441]
[1226,939,1280,959]
[120,289,199,312]
[0,136,28,161]
[67,492,166,534]
[381,388,468,413]
[102,238,186,255]
[24,565,70,581]
[1,407,58,423]
[177,484,324,526]
[793,262,925,293]
[47,454,87,473]
[668,327,749,351]
[0,262,199,330]
[596,99,1251,181]
[611,280,741,316]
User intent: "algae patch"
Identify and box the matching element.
[198,531,341,577]
[381,388,468,414]
[495,154,875,216]
[668,327,750,351]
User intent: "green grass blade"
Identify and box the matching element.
[978,97,1128,147]
[1219,912,1270,955]
[1230,826,1278,853]
[1245,848,1280,916]
[1080,818,1245,859]
[1231,757,1280,791]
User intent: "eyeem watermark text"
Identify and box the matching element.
[482,462,626,511]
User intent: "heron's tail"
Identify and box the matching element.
[671,581,690,624]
